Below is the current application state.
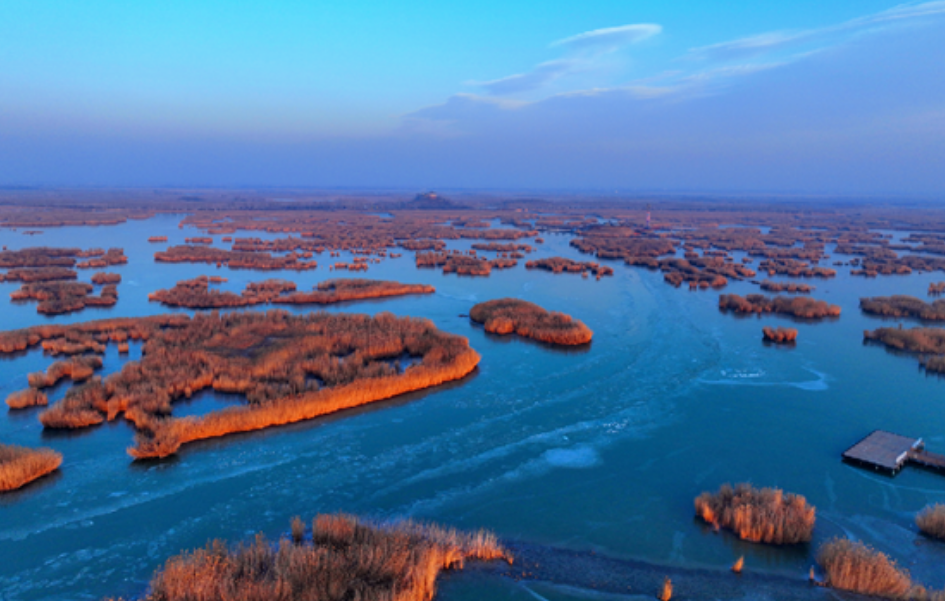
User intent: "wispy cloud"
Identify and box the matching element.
[471,22,662,96]
[552,24,662,50]
[474,60,577,95]
[689,0,945,60]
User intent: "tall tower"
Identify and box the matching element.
[646,203,651,229]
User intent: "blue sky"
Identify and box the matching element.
[1,1,943,194]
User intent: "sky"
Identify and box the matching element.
[1,0,943,195]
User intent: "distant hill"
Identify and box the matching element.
[399,192,468,210]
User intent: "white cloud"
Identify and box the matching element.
[689,0,945,60]
[552,24,662,50]
[471,23,663,96]
[473,60,577,95]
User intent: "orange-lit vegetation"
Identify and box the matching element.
[28,355,103,388]
[757,258,835,278]
[762,326,797,343]
[0,266,77,283]
[275,278,434,305]
[815,539,945,600]
[5,388,48,409]
[525,256,613,279]
[150,277,432,308]
[930,282,945,296]
[154,245,318,271]
[148,276,294,309]
[0,443,62,492]
[0,311,479,458]
[116,513,508,601]
[470,242,534,253]
[916,504,945,541]
[91,272,122,285]
[470,298,593,345]
[416,251,516,276]
[401,239,445,251]
[863,327,945,374]
[148,236,168,243]
[759,280,814,294]
[185,237,213,244]
[658,257,754,289]
[860,296,945,320]
[863,327,945,354]
[75,248,127,269]
[570,227,675,260]
[694,483,815,544]
[718,294,841,319]
[0,247,83,268]
[658,577,673,601]
[10,281,118,314]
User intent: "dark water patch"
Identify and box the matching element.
[172,389,248,418]
[379,351,422,373]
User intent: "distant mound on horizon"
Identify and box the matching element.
[398,192,468,210]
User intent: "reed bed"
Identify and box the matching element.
[0,443,62,492]
[1,311,480,459]
[860,296,945,320]
[916,504,945,541]
[470,298,593,345]
[762,326,797,343]
[815,538,945,600]
[113,514,508,601]
[719,294,841,319]
[694,483,815,544]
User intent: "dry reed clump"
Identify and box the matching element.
[762,326,798,343]
[0,246,82,269]
[864,327,945,354]
[133,514,509,601]
[5,388,48,409]
[694,483,815,544]
[0,443,62,492]
[10,280,118,315]
[154,244,318,271]
[718,294,841,319]
[860,296,945,321]
[74,248,127,269]
[2,266,77,283]
[816,539,918,599]
[525,256,614,279]
[658,577,673,601]
[863,327,945,374]
[757,258,836,278]
[916,504,945,541]
[0,311,480,459]
[759,280,814,294]
[91,272,122,285]
[28,355,103,388]
[470,298,593,346]
[148,276,284,309]
[415,251,514,276]
[274,278,435,305]
[930,282,945,296]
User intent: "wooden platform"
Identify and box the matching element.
[843,430,945,475]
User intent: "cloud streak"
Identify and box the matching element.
[688,0,945,60]
[472,22,662,96]
[474,60,577,95]
[552,23,662,50]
